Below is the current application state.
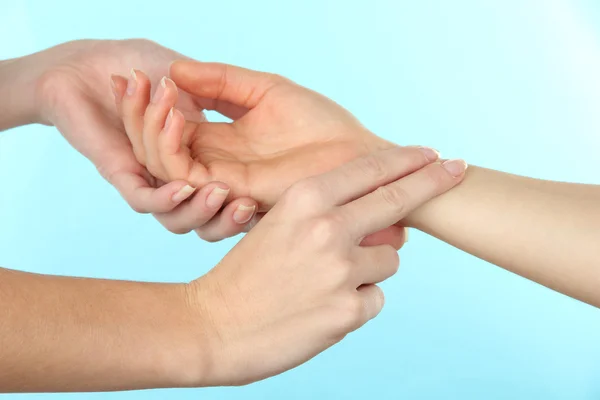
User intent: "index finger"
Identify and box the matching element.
[302,146,440,210]
[340,159,468,238]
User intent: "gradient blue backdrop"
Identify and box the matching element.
[2,1,600,399]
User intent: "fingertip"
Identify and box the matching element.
[441,159,469,179]
[171,184,197,204]
[203,184,231,210]
[194,197,258,242]
[227,198,258,225]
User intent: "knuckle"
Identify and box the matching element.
[129,200,147,214]
[308,215,342,245]
[328,257,353,287]
[160,220,190,235]
[283,178,323,209]
[387,248,401,275]
[133,149,146,166]
[191,210,211,225]
[375,186,409,213]
[337,296,365,331]
[169,225,192,235]
[358,154,388,182]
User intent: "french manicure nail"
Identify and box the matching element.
[233,204,256,224]
[206,187,230,209]
[442,159,468,177]
[152,76,167,103]
[110,75,119,99]
[127,68,137,96]
[172,185,196,203]
[418,146,441,161]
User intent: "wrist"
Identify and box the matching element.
[151,282,219,388]
[0,57,45,131]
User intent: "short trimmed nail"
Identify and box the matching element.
[127,69,137,96]
[442,159,468,177]
[110,75,118,99]
[165,108,174,130]
[233,204,256,224]
[404,227,409,243]
[172,185,196,203]
[206,187,230,209]
[418,146,440,161]
[152,76,167,103]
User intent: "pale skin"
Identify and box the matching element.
[1,41,464,391]
[1,39,263,240]
[1,39,599,392]
[116,59,600,308]
[0,144,464,391]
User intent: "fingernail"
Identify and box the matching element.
[152,76,167,103]
[127,68,137,96]
[172,185,196,203]
[110,75,118,99]
[206,187,230,209]
[165,108,174,130]
[418,146,440,161]
[233,204,256,224]
[404,227,409,243]
[442,159,468,177]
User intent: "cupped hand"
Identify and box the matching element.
[33,39,256,238]
[113,60,395,213]
[185,147,467,386]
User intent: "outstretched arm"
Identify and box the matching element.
[406,166,600,307]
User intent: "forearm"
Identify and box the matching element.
[0,57,42,131]
[406,166,600,306]
[0,267,210,392]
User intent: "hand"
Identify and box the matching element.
[185,147,467,386]
[32,39,255,238]
[111,61,395,213]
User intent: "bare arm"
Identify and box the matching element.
[0,267,208,392]
[0,58,44,131]
[406,166,600,307]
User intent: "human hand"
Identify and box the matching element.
[185,147,468,386]
[111,61,394,214]
[32,39,254,238]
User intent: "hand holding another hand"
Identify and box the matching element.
[30,39,249,238]
[183,146,467,386]
[111,61,394,240]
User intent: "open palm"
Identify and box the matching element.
[118,61,394,210]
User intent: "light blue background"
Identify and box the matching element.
[2,0,600,398]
